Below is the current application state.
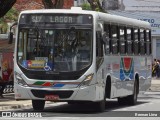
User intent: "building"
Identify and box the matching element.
[108,0,160,60]
[75,0,160,60]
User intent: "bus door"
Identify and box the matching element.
[96,31,105,98]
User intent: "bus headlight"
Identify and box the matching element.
[80,73,94,87]
[15,72,28,87]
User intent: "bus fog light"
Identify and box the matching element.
[15,73,28,87]
[80,73,94,87]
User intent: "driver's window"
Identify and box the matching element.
[104,24,110,54]
[96,31,104,69]
[96,31,103,57]
[77,32,91,62]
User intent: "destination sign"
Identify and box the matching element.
[20,14,93,24]
[50,16,73,23]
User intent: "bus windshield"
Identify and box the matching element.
[17,27,92,72]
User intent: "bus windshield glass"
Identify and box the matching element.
[17,14,93,72]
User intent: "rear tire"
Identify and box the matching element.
[32,100,45,111]
[127,80,138,105]
[117,80,138,105]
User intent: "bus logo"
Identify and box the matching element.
[120,57,134,81]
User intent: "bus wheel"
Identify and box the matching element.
[32,100,45,111]
[127,80,138,105]
[94,90,106,112]
[95,100,105,112]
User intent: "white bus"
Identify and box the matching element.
[11,7,152,112]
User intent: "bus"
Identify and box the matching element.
[10,7,152,112]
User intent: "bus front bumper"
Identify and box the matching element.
[14,83,104,102]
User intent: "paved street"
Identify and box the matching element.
[3,91,158,117]
[0,79,160,119]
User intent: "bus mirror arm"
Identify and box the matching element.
[102,32,108,43]
[8,22,18,44]
[8,32,13,44]
[98,23,104,35]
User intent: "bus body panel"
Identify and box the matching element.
[14,8,152,104]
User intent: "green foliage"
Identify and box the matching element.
[4,7,19,21]
[81,2,106,13]
[0,7,19,33]
[95,7,100,11]
[81,3,91,10]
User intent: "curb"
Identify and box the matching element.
[0,104,32,111]
[0,101,54,111]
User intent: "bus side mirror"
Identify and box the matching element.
[8,32,13,44]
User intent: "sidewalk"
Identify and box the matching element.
[0,79,160,111]
[150,78,160,91]
[0,93,32,111]
[0,93,53,111]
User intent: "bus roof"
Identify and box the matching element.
[20,7,151,29]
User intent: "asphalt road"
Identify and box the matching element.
[5,91,160,118]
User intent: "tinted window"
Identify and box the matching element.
[119,26,125,54]
[127,28,132,54]
[134,29,139,55]
[111,25,118,54]
[140,29,145,55]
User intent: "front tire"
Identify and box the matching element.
[32,100,45,111]
[94,88,106,112]
[94,100,105,112]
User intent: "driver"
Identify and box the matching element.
[67,31,78,53]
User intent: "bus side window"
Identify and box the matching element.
[96,31,103,57]
[127,27,132,54]
[146,30,151,55]
[140,29,145,55]
[104,24,110,54]
[149,30,152,54]
[134,29,139,55]
[119,26,125,54]
[111,25,118,54]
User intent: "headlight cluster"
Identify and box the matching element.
[79,73,94,87]
[15,72,28,87]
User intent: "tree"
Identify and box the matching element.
[0,7,19,33]
[0,0,16,18]
[42,0,64,9]
[14,0,43,11]
[87,0,106,12]
[81,3,91,10]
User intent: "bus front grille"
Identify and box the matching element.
[31,90,74,99]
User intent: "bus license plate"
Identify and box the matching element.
[45,95,59,100]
